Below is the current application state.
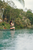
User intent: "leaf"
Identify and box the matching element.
[18,0,25,7]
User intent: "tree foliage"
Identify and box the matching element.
[0,0,33,29]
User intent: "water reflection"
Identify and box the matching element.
[0,30,15,50]
[0,29,33,50]
[0,31,3,39]
[0,31,3,49]
[10,30,15,38]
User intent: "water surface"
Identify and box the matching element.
[0,29,33,50]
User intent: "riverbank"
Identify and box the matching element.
[0,22,33,29]
[0,22,10,29]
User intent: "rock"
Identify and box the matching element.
[0,19,2,22]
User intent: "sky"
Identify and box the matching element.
[5,0,33,13]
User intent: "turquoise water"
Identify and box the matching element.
[0,29,33,50]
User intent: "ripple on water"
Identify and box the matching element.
[0,29,33,50]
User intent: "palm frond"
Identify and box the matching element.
[18,0,25,7]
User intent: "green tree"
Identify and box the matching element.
[27,10,32,13]
[24,18,31,27]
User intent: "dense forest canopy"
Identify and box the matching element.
[0,0,33,29]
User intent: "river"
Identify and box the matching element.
[0,29,33,50]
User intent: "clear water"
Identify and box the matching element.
[0,29,33,50]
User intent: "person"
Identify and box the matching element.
[10,20,15,29]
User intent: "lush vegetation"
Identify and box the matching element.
[0,0,33,29]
